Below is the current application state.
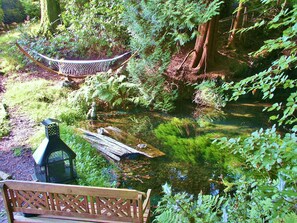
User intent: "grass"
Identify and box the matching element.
[0,22,39,74]
[4,79,84,124]
[12,148,22,157]
[0,29,23,73]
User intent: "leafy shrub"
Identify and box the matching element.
[155,184,226,223]
[127,59,178,112]
[0,102,9,138]
[122,0,221,113]
[19,0,40,19]
[193,80,225,109]
[2,0,25,23]
[155,127,297,222]
[72,71,139,111]
[57,0,128,58]
[18,0,128,60]
[73,69,178,113]
[0,26,28,73]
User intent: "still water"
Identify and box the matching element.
[91,100,270,202]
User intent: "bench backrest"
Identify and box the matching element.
[0,180,149,223]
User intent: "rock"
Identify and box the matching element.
[0,171,12,180]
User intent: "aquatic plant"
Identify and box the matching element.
[154,118,233,166]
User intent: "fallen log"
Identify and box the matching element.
[80,129,153,161]
[101,126,165,158]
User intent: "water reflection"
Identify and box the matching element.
[119,156,223,196]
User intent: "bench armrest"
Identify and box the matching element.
[142,189,152,212]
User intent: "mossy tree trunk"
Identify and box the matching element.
[39,0,61,36]
[190,15,219,75]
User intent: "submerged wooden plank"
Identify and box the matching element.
[103,126,165,158]
[80,129,157,161]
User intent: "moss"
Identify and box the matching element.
[154,118,241,168]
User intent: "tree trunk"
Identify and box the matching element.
[227,1,244,48]
[190,15,219,75]
[39,0,61,36]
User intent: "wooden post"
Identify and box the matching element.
[0,183,13,223]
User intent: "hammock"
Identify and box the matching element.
[16,42,131,78]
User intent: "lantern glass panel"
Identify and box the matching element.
[47,151,73,183]
[48,151,69,163]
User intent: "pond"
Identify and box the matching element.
[90,100,270,204]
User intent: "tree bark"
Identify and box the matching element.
[39,0,61,36]
[227,1,244,48]
[190,15,219,75]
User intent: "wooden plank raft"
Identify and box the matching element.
[80,127,164,161]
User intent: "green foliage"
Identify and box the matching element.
[73,70,178,112]
[2,0,25,23]
[18,0,128,62]
[156,3,297,222]
[156,127,297,222]
[215,127,297,221]
[12,148,22,157]
[127,59,178,112]
[122,0,221,113]
[122,0,221,54]
[60,126,116,187]
[0,29,25,73]
[19,0,40,19]
[154,118,229,165]
[4,79,85,124]
[55,0,127,57]
[72,71,139,111]
[222,3,297,130]
[155,183,225,223]
[274,213,297,223]
[0,102,9,138]
[193,80,226,109]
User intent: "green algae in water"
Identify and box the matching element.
[154,117,240,167]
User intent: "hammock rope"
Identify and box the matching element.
[16,42,131,78]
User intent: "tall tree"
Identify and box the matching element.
[190,15,219,74]
[227,0,244,48]
[39,0,61,36]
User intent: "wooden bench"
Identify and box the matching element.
[0,180,151,223]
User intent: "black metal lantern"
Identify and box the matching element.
[33,118,76,183]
